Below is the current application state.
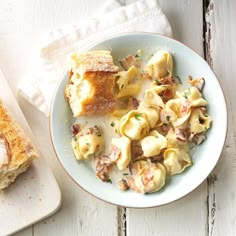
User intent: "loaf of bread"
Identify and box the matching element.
[65,51,119,116]
[0,100,39,189]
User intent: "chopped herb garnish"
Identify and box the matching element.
[175,75,182,84]
[184,88,191,99]
[155,79,162,85]
[123,173,129,176]
[98,133,102,137]
[115,75,120,79]
[110,121,115,127]
[121,84,124,89]
[135,113,142,120]
[166,115,171,122]
[107,179,112,183]
[135,54,139,57]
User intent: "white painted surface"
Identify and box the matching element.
[0,0,234,235]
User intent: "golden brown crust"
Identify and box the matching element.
[74,51,119,73]
[0,100,39,189]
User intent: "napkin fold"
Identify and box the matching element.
[18,0,172,116]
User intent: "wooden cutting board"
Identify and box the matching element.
[0,70,61,236]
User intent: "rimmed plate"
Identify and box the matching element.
[50,33,227,208]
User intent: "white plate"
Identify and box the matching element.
[50,33,227,208]
[0,70,61,235]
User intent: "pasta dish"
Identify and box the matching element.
[65,49,212,194]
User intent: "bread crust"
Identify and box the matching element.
[0,100,39,189]
[72,51,119,73]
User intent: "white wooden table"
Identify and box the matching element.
[0,0,235,235]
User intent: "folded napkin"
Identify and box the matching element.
[18,0,172,116]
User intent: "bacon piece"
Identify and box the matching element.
[181,100,191,114]
[109,145,121,162]
[69,70,74,79]
[150,153,164,163]
[130,140,143,161]
[189,133,206,145]
[160,77,174,85]
[187,76,205,91]
[118,179,129,191]
[160,88,174,103]
[141,71,153,80]
[120,54,141,70]
[127,97,140,110]
[86,125,101,135]
[71,124,82,136]
[95,155,113,182]
[175,128,187,142]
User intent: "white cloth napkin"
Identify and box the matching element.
[18,0,172,116]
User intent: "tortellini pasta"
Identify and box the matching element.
[165,98,191,127]
[183,87,208,107]
[141,130,167,157]
[145,50,173,79]
[139,106,160,128]
[127,159,166,193]
[72,125,104,160]
[166,128,180,148]
[153,84,172,94]
[111,136,131,170]
[117,84,141,98]
[116,66,138,90]
[115,66,141,98]
[163,148,192,175]
[142,88,165,108]
[119,110,150,140]
[189,108,212,133]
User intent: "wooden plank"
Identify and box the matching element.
[124,1,208,236]
[12,227,33,236]
[205,1,236,235]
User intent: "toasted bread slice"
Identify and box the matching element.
[65,51,118,116]
[0,100,39,190]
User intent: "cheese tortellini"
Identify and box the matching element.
[141,130,167,157]
[119,110,150,140]
[127,159,166,193]
[145,50,173,79]
[142,88,165,108]
[165,98,191,127]
[183,87,208,107]
[116,66,141,98]
[72,125,104,160]
[163,148,192,175]
[189,108,212,133]
[111,136,131,170]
